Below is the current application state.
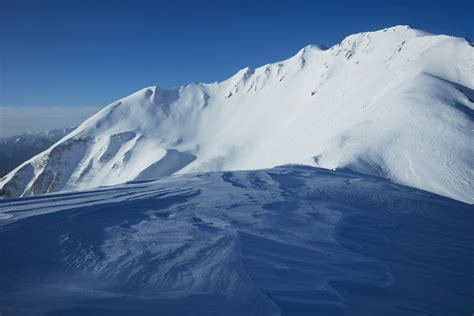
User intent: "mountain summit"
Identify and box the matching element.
[1,26,473,203]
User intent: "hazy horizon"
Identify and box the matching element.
[0,106,101,137]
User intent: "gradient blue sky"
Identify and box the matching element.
[1,0,473,110]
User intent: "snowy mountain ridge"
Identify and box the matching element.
[1,25,473,202]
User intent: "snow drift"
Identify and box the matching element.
[0,166,472,315]
[1,25,473,202]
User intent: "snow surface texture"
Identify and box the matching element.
[0,128,73,177]
[1,25,473,203]
[0,165,472,315]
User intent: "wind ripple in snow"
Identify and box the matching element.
[0,165,472,315]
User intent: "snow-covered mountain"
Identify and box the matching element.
[0,166,472,315]
[1,25,473,202]
[0,128,73,177]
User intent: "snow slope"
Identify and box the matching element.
[1,25,473,202]
[0,165,472,315]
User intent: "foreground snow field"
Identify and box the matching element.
[1,25,473,203]
[0,165,472,315]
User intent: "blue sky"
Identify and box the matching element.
[1,0,473,111]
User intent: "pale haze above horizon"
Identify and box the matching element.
[0,106,101,137]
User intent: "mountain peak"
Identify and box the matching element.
[298,44,327,54]
[1,26,472,204]
[338,25,431,47]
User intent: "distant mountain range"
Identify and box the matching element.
[0,128,72,177]
[1,25,472,203]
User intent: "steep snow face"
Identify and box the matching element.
[0,166,473,315]
[1,25,473,202]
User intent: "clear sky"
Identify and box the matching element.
[0,0,473,135]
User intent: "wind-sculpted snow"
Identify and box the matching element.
[0,166,472,315]
[1,25,473,203]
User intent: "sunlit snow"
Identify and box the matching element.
[2,26,473,203]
